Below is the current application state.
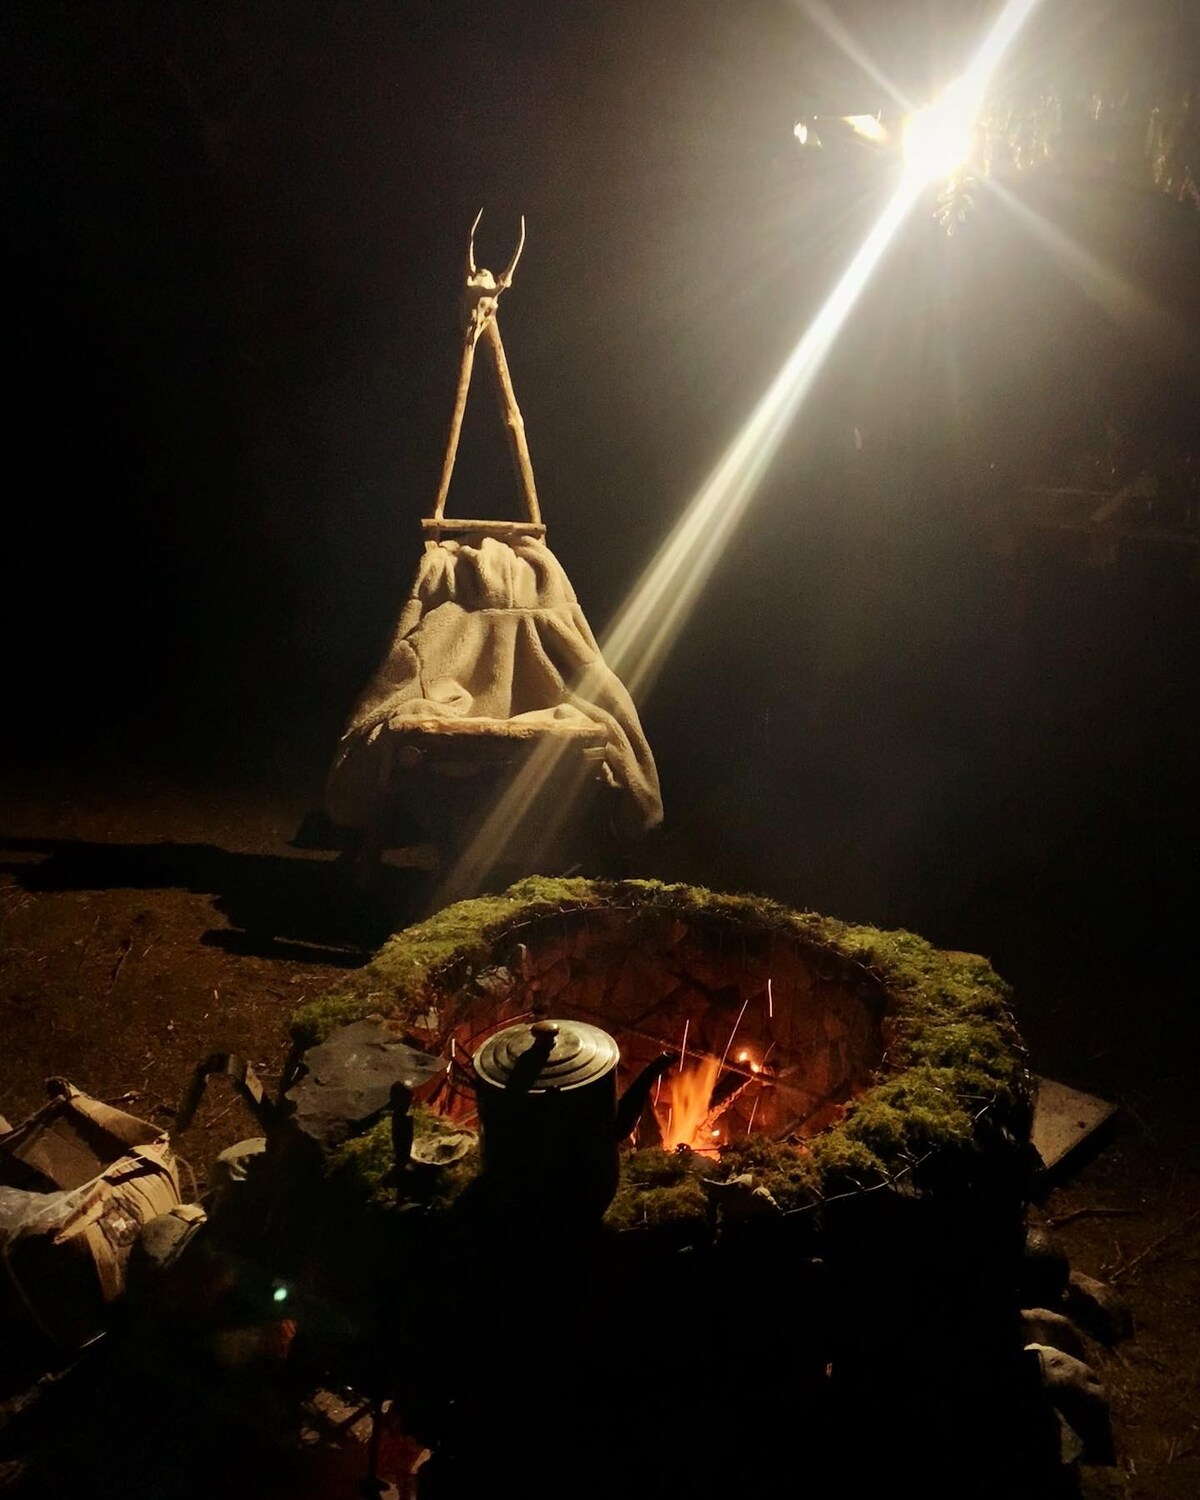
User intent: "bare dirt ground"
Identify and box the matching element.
[0,762,1196,1497]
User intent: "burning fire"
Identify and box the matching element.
[657,1055,721,1152]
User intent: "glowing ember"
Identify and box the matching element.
[657,1054,721,1152]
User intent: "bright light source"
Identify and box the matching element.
[272,1285,289,1304]
[794,120,809,145]
[843,113,888,145]
[903,77,980,185]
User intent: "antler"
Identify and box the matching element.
[462,211,527,347]
[465,210,525,291]
[467,207,483,278]
[496,214,526,291]
[434,211,541,528]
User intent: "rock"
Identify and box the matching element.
[1026,1343,1114,1465]
[285,1020,446,1148]
[125,1203,208,1292]
[209,1137,266,1201]
[656,916,689,949]
[473,964,515,999]
[1019,1222,1071,1307]
[605,952,670,1024]
[410,1129,477,1167]
[562,968,609,1017]
[531,956,572,1006]
[702,1172,781,1218]
[1055,1410,1086,1466]
[1020,1306,1089,1361]
[1064,1270,1134,1345]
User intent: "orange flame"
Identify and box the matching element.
[657,1055,721,1153]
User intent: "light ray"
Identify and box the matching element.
[603,0,1044,708]
[988,176,1190,359]
[600,173,921,703]
[960,0,1041,98]
[434,0,1044,902]
[798,1,913,112]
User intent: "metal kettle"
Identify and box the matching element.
[471,1018,670,1222]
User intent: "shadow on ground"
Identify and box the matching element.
[0,837,433,963]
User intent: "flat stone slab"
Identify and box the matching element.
[286,1019,447,1147]
[1032,1076,1117,1173]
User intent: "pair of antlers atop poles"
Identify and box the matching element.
[465,207,525,347]
[428,211,541,533]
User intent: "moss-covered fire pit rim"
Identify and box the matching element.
[291,877,1032,1226]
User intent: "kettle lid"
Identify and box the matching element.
[473,1018,619,1092]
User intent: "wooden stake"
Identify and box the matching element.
[430,337,478,523]
[482,313,541,526]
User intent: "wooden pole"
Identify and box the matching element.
[430,336,478,522]
[482,312,542,527]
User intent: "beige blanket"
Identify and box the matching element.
[324,535,662,836]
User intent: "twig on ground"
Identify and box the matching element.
[1047,1206,1142,1228]
[107,936,133,992]
[200,1095,241,1131]
[181,1154,199,1202]
[0,889,33,924]
[75,914,101,974]
[1117,1096,1160,1146]
[1111,1207,1200,1284]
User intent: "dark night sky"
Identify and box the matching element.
[4,1,1200,1019]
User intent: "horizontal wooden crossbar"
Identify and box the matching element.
[421,519,546,538]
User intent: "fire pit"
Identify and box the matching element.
[292,877,1030,1217]
[263,879,1042,1498]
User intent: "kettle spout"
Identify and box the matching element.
[614,1052,675,1142]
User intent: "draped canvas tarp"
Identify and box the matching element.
[323,534,662,838]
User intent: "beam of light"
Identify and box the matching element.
[988,176,1193,361]
[602,0,1043,707]
[600,173,921,705]
[959,0,1041,100]
[433,0,1043,905]
[798,0,913,112]
[434,176,921,905]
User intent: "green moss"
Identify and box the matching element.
[841,1065,978,1162]
[290,877,599,1046]
[717,1137,824,1211]
[292,878,1032,1241]
[289,991,384,1049]
[326,1106,480,1210]
[809,1132,890,1189]
[619,1146,703,1188]
[604,1149,712,1234]
[330,1116,396,1200]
